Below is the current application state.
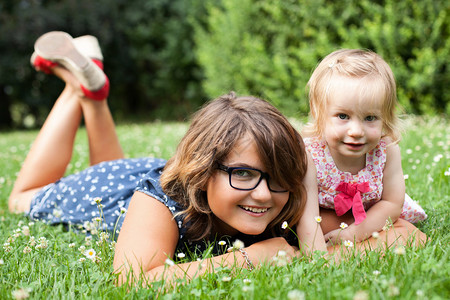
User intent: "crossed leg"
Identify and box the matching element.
[9,66,123,213]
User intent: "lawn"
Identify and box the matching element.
[0,116,448,299]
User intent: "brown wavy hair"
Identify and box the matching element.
[303,49,402,143]
[160,92,308,241]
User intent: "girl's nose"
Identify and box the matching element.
[251,178,272,201]
[348,120,364,137]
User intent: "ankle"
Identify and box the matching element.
[80,75,109,101]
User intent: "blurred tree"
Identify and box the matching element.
[195,0,449,116]
[113,0,208,120]
[0,0,115,128]
[0,0,207,129]
[1,0,447,129]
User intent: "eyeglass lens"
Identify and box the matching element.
[229,168,286,192]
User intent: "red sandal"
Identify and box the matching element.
[31,35,105,72]
[32,32,109,101]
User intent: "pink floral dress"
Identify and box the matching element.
[304,137,427,223]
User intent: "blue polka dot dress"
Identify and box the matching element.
[28,157,186,238]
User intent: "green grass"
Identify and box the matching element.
[0,116,449,299]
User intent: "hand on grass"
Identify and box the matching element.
[246,237,298,266]
[324,225,358,246]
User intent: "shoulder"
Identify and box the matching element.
[134,159,184,215]
[135,158,167,188]
[303,136,321,146]
[379,137,401,159]
[113,190,180,278]
[379,137,400,150]
[368,138,390,163]
[384,140,402,165]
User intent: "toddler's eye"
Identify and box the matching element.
[337,114,348,120]
[365,116,377,121]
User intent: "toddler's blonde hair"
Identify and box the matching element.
[303,49,402,143]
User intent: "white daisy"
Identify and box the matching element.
[343,240,354,248]
[84,248,96,260]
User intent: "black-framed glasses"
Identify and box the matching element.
[217,164,288,193]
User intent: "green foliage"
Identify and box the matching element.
[0,0,448,128]
[195,0,449,116]
[0,0,206,128]
[0,0,118,127]
[112,0,207,120]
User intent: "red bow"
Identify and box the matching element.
[334,182,370,225]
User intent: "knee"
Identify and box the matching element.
[8,193,21,213]
[394,218,427,246]
[8,191,33,214]
[8,195,18,213]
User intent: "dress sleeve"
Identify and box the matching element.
[134,161,186,238]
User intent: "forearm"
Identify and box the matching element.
[297,154,327,254]
[115,254,241,287]
[117,237,297,286]
[144,251,248,285]
[143,237,299,285]
[350,200,403,242]
[297,221,327,254]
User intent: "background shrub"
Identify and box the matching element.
[0,0,206,128]
[195,0,449,117]
[0,0,447,128]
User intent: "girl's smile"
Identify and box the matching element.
[239,205,269,214]
[206,137,289,236]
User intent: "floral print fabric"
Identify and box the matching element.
[304,137,427,223]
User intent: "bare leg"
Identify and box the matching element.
[322,207,427,256]
[328,218,427,259]
[79,96,124,166]
[9,65,124,213]
[9,67,83,213]
[358,218,427,249]
[320,208,354,234]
